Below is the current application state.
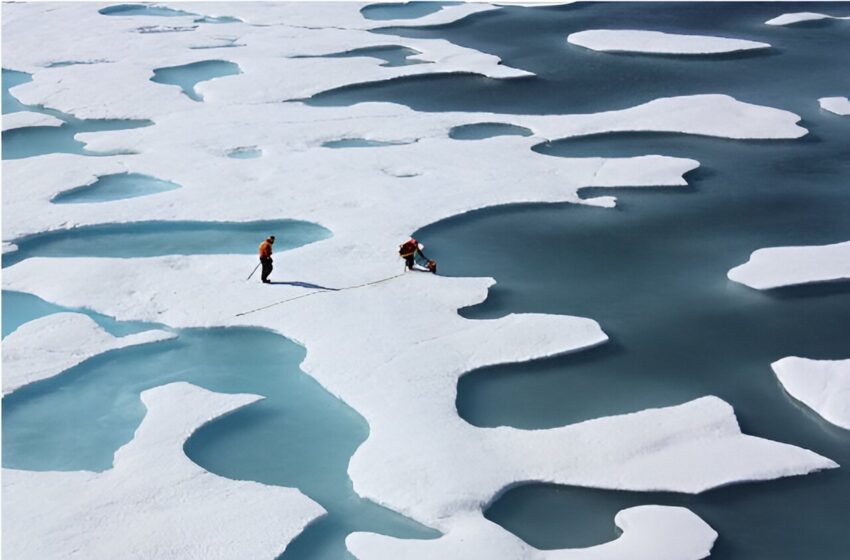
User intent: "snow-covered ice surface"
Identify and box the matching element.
[2,110,64,131]
[567,30,770,55]
[349,506,716,560]
[2,382,325,559]
[2,2,846,559]
[728,241,850,289]
[2,312,175,395]
[819,96,850,116]
[772,357,850,430]
[766,12,850,26]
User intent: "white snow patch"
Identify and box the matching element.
[819,96,850,116]
[728,241,850,289]
[766,12,850,26]
[349,507,716,560]
[2,110,64,131]
[2,312,175,395]
[773,357,850,430]
[568,30,770,55]
[2,382,325,560]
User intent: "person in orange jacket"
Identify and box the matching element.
[258,235,275,283]
[399,238,436,273]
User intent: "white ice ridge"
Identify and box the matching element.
[819,96,850,116]
[2,382,325,559]
[766,12,850,26]
[772,357,850,430]
[2,110,64,131]
[727,241,850,289]
[2,312,175,395]
[567,29,770,55]
[349,507,717,560]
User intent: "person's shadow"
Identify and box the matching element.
[268,280,339,291]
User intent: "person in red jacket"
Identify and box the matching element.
[399,238,436,273]
[258,236,275,283]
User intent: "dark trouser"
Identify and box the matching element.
[260,257,273,282]
[404,255,415,270]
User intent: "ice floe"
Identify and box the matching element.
[2,312,174,395]
[349,507,716,560]
[773,357,850,430]
[819,96,850,116]
[2,110,64,131]
[567,30,770,55]
[728,241,850,289]
[766,12,850,26]
[2,382,325,559]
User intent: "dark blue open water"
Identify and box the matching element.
[314,2,850,558]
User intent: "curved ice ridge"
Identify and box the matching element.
[2,312,174,395]
[568,29,770,54]
[727,241,850,289]
[766,12,850,26]
[772,357,850,430]
[349,507,717,560]
[2,382,325,559]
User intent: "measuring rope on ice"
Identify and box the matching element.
[236,236,438,318]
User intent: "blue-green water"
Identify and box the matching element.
[228,146,263,158]
[2,219,331,268]
[2,321,438,559]
[299,46,429,68]
[3,68,35,113]
[194,15,241,24]
[51,172,181,203]
[2,290,157,339]
[360,2,457,22]
[322,138,413,148]
[98,4,196,17]
[449,122,533,140]
[151,60,241,101]
[2,68,152,159]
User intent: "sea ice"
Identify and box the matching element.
[2,110,64,131]
[349,507,716,560]
[2,312,174,395]
[819,96,850,116]
[1,3,836,558]
[2,382,325,559]
[727,241,850,289]
[3,258,837,527]
[766,12,850,26]
[772,357,850,430]
[567,30,770,55]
